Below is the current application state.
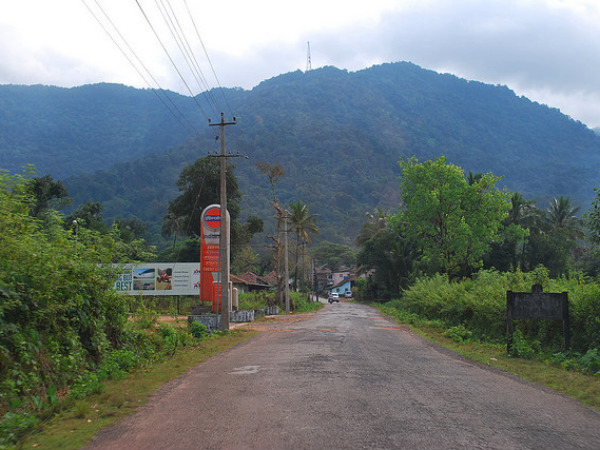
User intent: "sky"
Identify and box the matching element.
[1,0,600,128]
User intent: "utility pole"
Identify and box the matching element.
[208,113,237,331]
[284,214,290,313]
[306,41,312,72]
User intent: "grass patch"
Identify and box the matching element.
[18,330,258,450]
[376,305,600,411]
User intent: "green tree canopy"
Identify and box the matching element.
[397,156,510,278]
[311,241,357,270]
[29,174,70,217]
[164,157,241,239]
[356,210,416,298]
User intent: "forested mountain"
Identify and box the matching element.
[2,62,600,245]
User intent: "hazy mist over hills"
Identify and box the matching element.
[2,62,599,245]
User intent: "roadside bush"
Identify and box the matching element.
[444,324,473,343]
[292,291,323,312]
[238,291,270,310]
[509,329,540,359]
[385,268,600,355]
[579,348,600,375]
[99,349,139,381]
[0,170,134,446]
[188,321,208,339]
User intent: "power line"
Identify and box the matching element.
[83,0,235,127]
[182,0,234,117]
[81,0,202,137]
[133,0,212,120]
[154,0,221,116]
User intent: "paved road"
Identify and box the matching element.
[85,302,600,450]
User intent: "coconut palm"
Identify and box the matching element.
[545,196,583,240]
[288,200,319,291]
[507,192,541,228]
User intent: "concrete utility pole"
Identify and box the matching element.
[284,215,290,313]
[209,113,237,331]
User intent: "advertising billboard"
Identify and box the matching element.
[113,262,201,296]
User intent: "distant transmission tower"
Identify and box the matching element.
[306,41,312,71]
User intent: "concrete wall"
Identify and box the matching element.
[188,306,280,332]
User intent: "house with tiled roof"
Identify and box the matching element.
[230,272,273,293]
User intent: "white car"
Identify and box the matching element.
[344,291,352,298]
[329,292,340,303]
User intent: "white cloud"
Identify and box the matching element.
[0,0,599,127]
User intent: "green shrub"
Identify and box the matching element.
[238,291,270,310]
[509,329,540,359]
[98,349,139,381]
[157,323,177,339]
[579,348,600,375]
[0,411,40,448]
[188,321,208,339]
[444,324,473,343]
[292,291,323,312]
[68,373,104,400]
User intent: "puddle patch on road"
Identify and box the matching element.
[371,326,410,331]
[230,365,260,375]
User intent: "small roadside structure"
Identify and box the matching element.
[230,272,274,294]
[506,284,570,353]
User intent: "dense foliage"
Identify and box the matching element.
[0,169,211,447]
[398,157,510,278]
[0,170,126,437]
[379,269,600,362]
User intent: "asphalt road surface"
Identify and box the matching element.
[85,302,600,450]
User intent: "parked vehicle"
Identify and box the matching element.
[344,291,352,298]
[329,292,340,303]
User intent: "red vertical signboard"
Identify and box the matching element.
[200,204,229,311]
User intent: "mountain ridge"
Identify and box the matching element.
[1,62,599,245]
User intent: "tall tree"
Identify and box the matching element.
[28,174,70,217]
[288,200,319,291]
[356,211,416,298]
[162,157,248,262]
[524,196,582,276]
[585,187,600,249]
[257,161,287,306]
[164,157,241,239]
[355,207,390,247]
[66,200,107,233]
[398,156,510,278]
[546,196,583,239]
[484,192,532,271]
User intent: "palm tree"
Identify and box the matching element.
[546,196,583,240]
[288,200,319,291]
[507,192,540,228]
[162,211,185,252]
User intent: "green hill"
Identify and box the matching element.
[2,62,599,245]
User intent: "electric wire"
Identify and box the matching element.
[154,0,220,116]
[81,0,202,137]
[182,0,234,117]
[85,0,234,137]
[133,0,212,119]
[82,0,242,252]
[167,0,222,112]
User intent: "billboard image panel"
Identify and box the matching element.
[114,263,200,296]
